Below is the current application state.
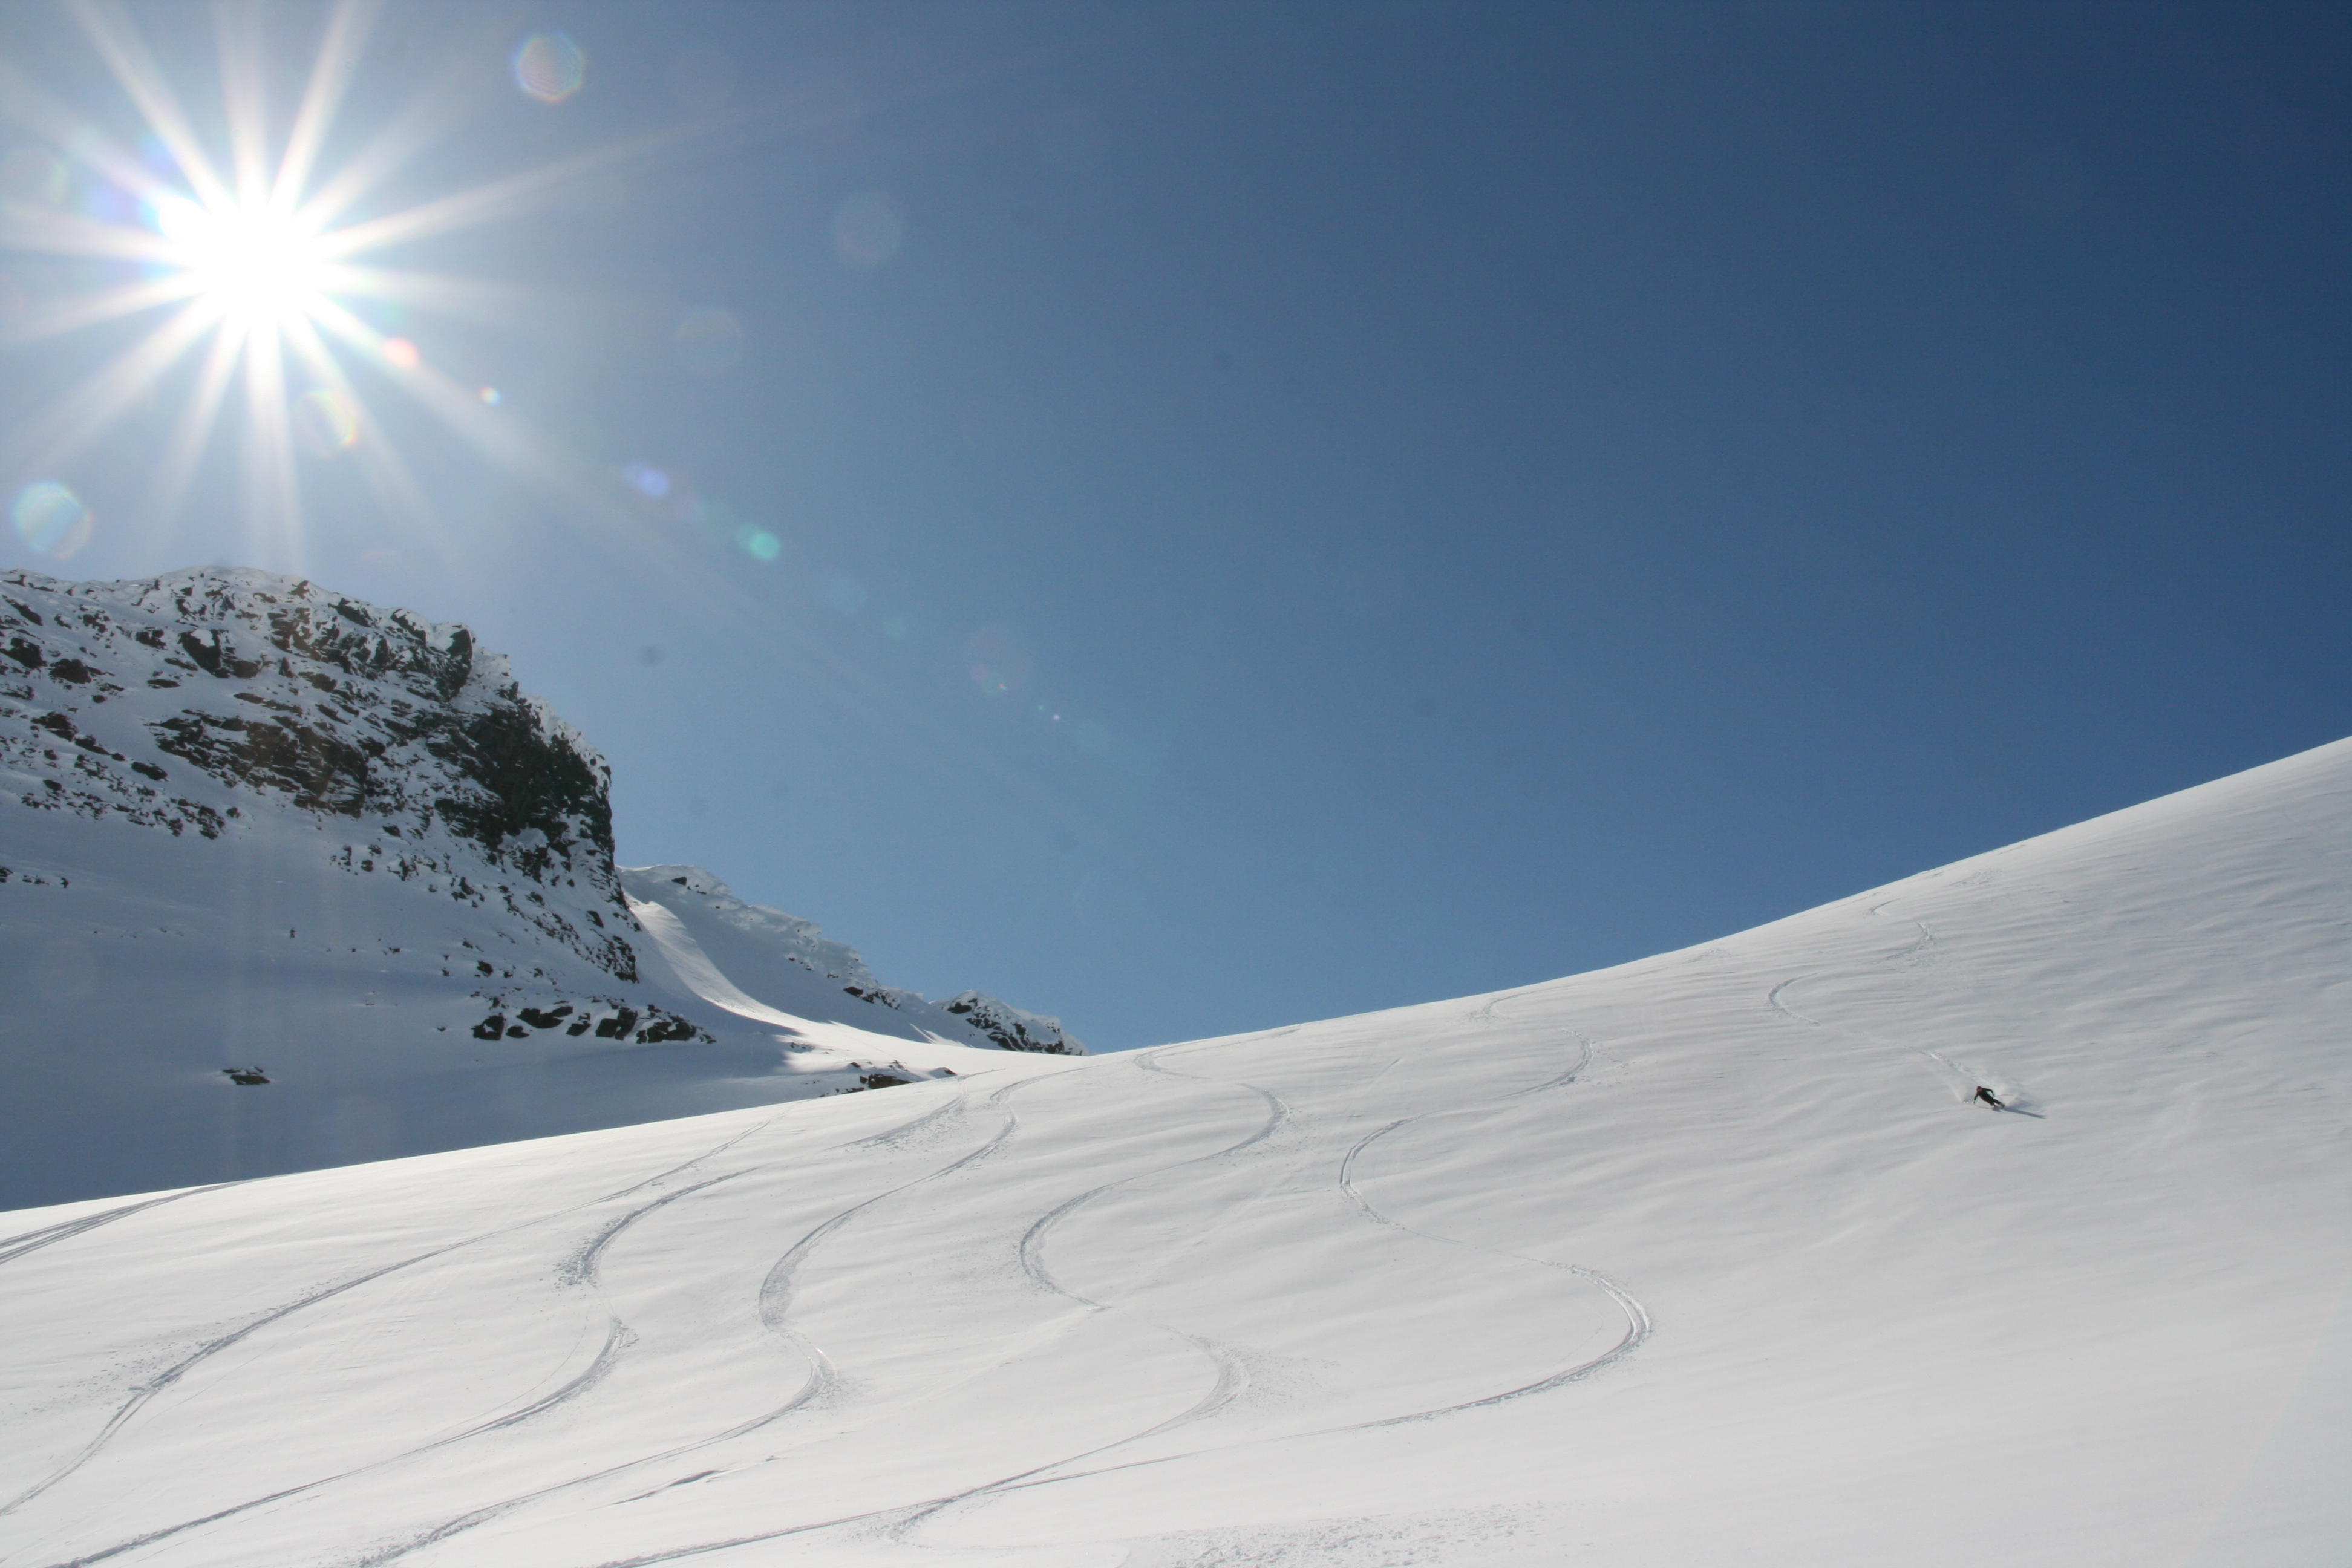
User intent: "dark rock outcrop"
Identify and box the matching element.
[0,566,636,979]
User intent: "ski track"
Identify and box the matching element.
[1767,903,2008,1108]
[20,1100,992,1567]
[572,1054,1308,1568]
[38,1172,750,1568]
[869,1056,1302,1553]
[8,1123,786,1567]
[345,1089,1030,1567]
[1330,1037,1653,1428]
[575,1035,1657,1568]
[863,1033,1650,1538]
[21,1037,1642,1568]
[0,1187,246,1272]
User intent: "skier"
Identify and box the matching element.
[1973,1085,2004,1111]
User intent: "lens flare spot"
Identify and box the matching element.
[12,482,93,560]
[381,336,420,368]
[622,462,672,499]
[514,33,586,104]
[673,308,743,374]
[292,388,359,455]
[831,191,906,269]
[477,385,501,405]
[734,524,781,562]
[964,622,1034,696]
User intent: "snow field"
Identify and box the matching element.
[1,738,2348,1565]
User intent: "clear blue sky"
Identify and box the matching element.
[4,2,2347,1048]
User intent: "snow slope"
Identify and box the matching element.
[0,739,2346,1566]
[617,866,1081,1056]
[0,567,1076,1210]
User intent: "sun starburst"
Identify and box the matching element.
[0,0,684,568]
[154,195,330,326]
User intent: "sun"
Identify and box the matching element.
[0,0,690,565]
[152,197,330,328]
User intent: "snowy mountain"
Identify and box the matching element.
[618,864,1081,1056]
[1,736,2344,1566]
[0,566,1079,1209]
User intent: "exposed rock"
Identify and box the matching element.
[939,991,1085,1054]
[0,566,636,979]
[0,564,1081,1143]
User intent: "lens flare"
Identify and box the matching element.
[0,4,725,561]
[292,388,359,455]
[11,482,93,559]
[964,623,1034,695]
[734,524,781,562]
[514,33,587,105]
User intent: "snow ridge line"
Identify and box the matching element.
[350,1089,1029,1567]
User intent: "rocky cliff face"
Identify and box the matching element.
[2,565,638,981]
[0,564,1077,1060]
[0,565,1089,1204]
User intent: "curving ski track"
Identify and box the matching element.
[584,1034,1653,1568]
[1767,903,2007,1108]
[0,1186,240,1272]
[344,1088,1031,1567]
[15,1123,784,1566]
[11,1029,1647,1568]
[570,1053,1311,1568]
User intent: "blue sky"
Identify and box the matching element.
[3,1,2347,1048]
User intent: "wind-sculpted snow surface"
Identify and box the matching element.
[0,569,1080,1208]
[616,867,1083,1055]
[2,739,2350,1565]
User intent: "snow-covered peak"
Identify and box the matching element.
[2,562,631,975]
[618,864,1085,1055]
[0,568,1086,1206]
[624,864,876,986]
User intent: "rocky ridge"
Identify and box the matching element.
[0,565,1079,1060]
